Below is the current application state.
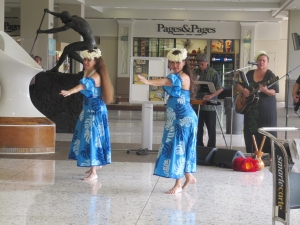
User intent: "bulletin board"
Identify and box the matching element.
[129,57,168,104]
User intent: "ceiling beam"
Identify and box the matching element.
[272,0,294,17]
[86,9,282,22]
[86,0,279,10]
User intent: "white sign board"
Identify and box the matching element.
[129,57,168,104]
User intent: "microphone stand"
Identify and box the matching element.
[224,65,253,149]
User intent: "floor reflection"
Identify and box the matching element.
[88,180,111,225]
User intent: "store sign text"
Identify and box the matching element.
[157,24,216,36]
[4,22,20,32]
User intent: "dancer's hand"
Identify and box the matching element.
[44,8,50,13]
[37,29,43,34]
[137,75,148,84]
[60,90,73,97]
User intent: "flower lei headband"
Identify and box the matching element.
[254,50,268,61]
[82,48,102,59]
[167,48,188,62]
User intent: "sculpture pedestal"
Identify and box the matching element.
[0,117,55,154]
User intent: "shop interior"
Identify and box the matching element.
[132,38,240,99]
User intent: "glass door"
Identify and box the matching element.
[133,38,150,57]
[149,38,158,57]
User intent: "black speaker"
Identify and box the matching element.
[213,148,245,168]
[197,146,217,166]
[94,36,100,45]
[292,33,300,50]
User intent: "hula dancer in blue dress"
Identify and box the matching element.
[60,48,114,181]
[138,48,198,194]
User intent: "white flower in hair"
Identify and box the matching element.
[82,48,102,59]
[254,50,267,61]
[167,48,188,62]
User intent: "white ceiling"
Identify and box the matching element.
[5,0,300,22]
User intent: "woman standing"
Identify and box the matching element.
[138,48,198,194]
[60,48,114,181]
[236,51,279,154]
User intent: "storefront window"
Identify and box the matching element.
[133,38,175,57]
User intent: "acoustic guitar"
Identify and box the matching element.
[235,76,279,114]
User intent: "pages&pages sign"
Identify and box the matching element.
[157,24,216,36]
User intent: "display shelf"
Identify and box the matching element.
[187,53,198,70]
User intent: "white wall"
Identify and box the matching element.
[86,19,118,37]
[87,19,118,92]
[287,11,300,107]
[287,11,300,80]
[96,37,118,93]
[254,21,288,102]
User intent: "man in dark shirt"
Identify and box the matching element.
[194,53,223,147]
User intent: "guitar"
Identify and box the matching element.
[235,76,279,114]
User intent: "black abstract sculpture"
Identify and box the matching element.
[37,9,96,72]
[30,71,83,133]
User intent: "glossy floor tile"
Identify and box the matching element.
[1,159,300,225]
[1,101,300,224]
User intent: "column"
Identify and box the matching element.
[117,20,133,78]
[0,0,3,98]
[240,22,257,69]
[286,10,300,108]
[0,0,4,31]
[20,0,54,70]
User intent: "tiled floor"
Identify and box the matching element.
[1,102,300,224]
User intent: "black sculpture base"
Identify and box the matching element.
[30,71,83,133]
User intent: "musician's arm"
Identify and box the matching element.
[212,88,223,98]
[236,84,250,97]
[260,87,276,96]
[292,82,300,102]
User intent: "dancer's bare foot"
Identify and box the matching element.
[166,185,182,194]
[182,175,196,190]
[85,166,102,175]
[84,173,98,181]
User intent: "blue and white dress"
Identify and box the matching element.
[154,73,198,179]
[69,72,111,167]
